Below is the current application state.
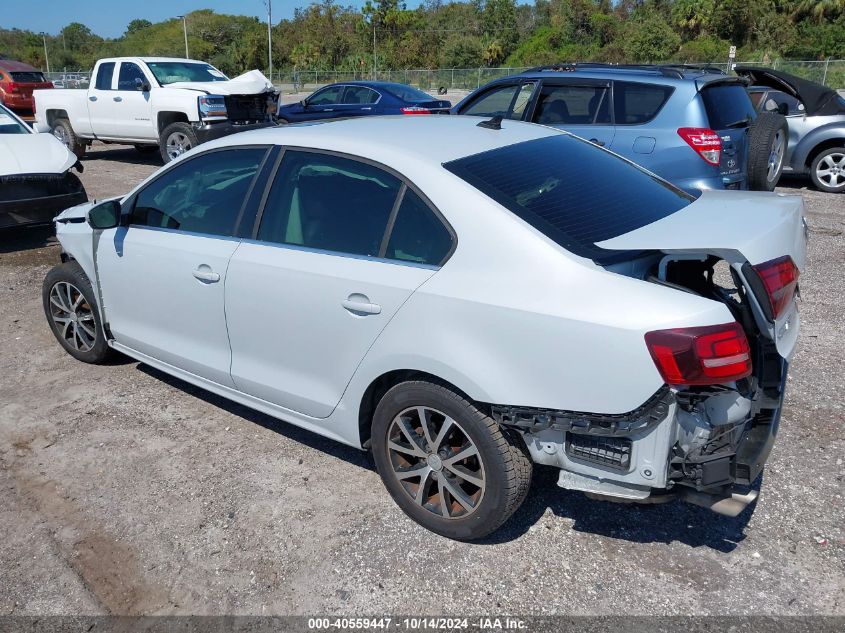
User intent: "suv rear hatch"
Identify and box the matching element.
[698,81,757,189]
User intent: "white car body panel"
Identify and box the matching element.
[0,120,77,176]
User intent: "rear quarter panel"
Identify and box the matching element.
[33,89,92,135]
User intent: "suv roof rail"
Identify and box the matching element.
[523,62,727,80]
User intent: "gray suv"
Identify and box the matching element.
[453,64,774,193]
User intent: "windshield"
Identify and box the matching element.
[444,134,693,263]
[0,105,30,134]
[146,62,228,85]
[382,84,434,103]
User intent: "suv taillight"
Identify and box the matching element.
[753,256,799,320]
[645,322,752,386]
[677,127,721,165]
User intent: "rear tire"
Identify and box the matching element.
[43,261,114,364]
[159,122,198,164]
[51,118,86,159]
[747,112,787,191]
[371,380,532,541]
[809,147,845,193]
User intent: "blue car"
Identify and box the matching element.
[277,81,451,123]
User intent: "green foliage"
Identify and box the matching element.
[622,11,682,62]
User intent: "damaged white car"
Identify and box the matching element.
[44,116,805,540]
[0,103,86,229]
[32,57,278,163]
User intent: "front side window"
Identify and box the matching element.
[460,84,519,118]
[385,189,453,266]
[130,148,267,236]
[343,86,379,105]
[0,105,29,134]
[145,62,228,85]
[533,84,611,125]
[444,134,692,263]
[761,90,804,115]
[95,62,115,90]
[117,63,146,91]
[309,86,343,106]
[613,81,673,125]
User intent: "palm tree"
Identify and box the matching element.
[793,0,844,23]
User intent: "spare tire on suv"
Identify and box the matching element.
[747,112,788,191]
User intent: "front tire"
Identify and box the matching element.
[810,147,845,193]
[43,261,113,364]
[371,380,532,540]
[159,122,198,164]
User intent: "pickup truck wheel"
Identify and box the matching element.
[371,380,532,541]
[810,147,845,193]
[43,261,114,364]
[159,122,198,163]
[747,112,787,191]
[51,118,86,159]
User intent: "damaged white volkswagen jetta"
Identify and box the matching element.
[44,116,806,540]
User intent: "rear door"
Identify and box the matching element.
[699,82,757,189]
[87,61,117,137]
[528,79,614,148]
[337,85,381,117]
[226,149,454,418]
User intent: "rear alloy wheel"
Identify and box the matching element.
[810,147,845,193]
[51,118,86,159]
[372,380,532,540]
[747,112,788,191]
[159,122,199,164]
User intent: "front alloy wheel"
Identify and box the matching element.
[165,131,192,160]
[48,281,96,352]
[812,149,845,193]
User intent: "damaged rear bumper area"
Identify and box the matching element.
[0,172,87,229]
[493,356,786,516]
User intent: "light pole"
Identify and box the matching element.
[263,0,273,82]
[41,33,50,74]
[176,15,189,58]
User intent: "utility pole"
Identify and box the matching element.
[264,0,273,82]
[177,15,189,58]
[41,33,50,74]
[373,23,377,80]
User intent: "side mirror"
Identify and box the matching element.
[135,77,151,92]
[87,200,121,230]
[299,99,308,108]
[777,102,789,116]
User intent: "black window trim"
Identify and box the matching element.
[122,144,274,239]
[248,146,457,268]
[611,80,676,126]
[116,61,151,92]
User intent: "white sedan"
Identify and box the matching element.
[45,116,806,540]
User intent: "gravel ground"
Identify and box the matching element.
[0,143,843,617]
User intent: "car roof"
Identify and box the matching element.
[0,59,41,72]
[205,115,562,165]
[99,57,211,64]
[318,81,422,91]
[507,64,738,87]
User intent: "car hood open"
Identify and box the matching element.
[734,66,845,117]
[162,69,275,96]
[0,133,76,176]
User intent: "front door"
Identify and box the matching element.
[226,149,454,418]
[300,85,346,121]
[98,61,155,140]
[95,146,269,386]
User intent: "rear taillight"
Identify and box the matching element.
[677,127,721,165]
[753,256,799,320]
[645,322,752,386]
[8,82,19,93]
[401,106,431,115]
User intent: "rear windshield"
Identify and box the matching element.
[9,71,46,83]
[443,134,693,263]
[701,83,756,130]
[382,84,434,103]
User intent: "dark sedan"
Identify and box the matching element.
[277,81,451,123]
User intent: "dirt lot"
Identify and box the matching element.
[0,143,843,617]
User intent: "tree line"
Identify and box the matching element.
[1,0,843,77]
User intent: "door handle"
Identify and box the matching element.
[588,138,605,147]
[113,96,122,102]
[322,108,334,112]
[89,95,97,101]
[342,296,381,315]
[192,267,220,283]
[362,107,372,111]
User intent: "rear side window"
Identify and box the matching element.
[385,189,453,265]
[443,135,692,262]
[9,71,46,83]
[701,83,756,130]
[460,84,519,118]
[95,62,115,90]
[613,82,673,124]
[343,86,379,105]
[130,148,267,236]
[257,151,402,257]
[533,84,610,125]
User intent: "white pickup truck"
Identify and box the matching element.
[33,57,278,163]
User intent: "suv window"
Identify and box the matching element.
[533,84,610,125]
[613,82,673,124]
[343,86,379,105]
[130,148,267,236]
[117,62,146,90]
[385,189,453,265]
[9,71,46,83]
[701,83,756,130]
[257,151,402,257]
[309,86,343,106]
[461,84,519,118]
[444,134,692,263]
[95,62,115,90]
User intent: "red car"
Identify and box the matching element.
[0,59,53,121]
